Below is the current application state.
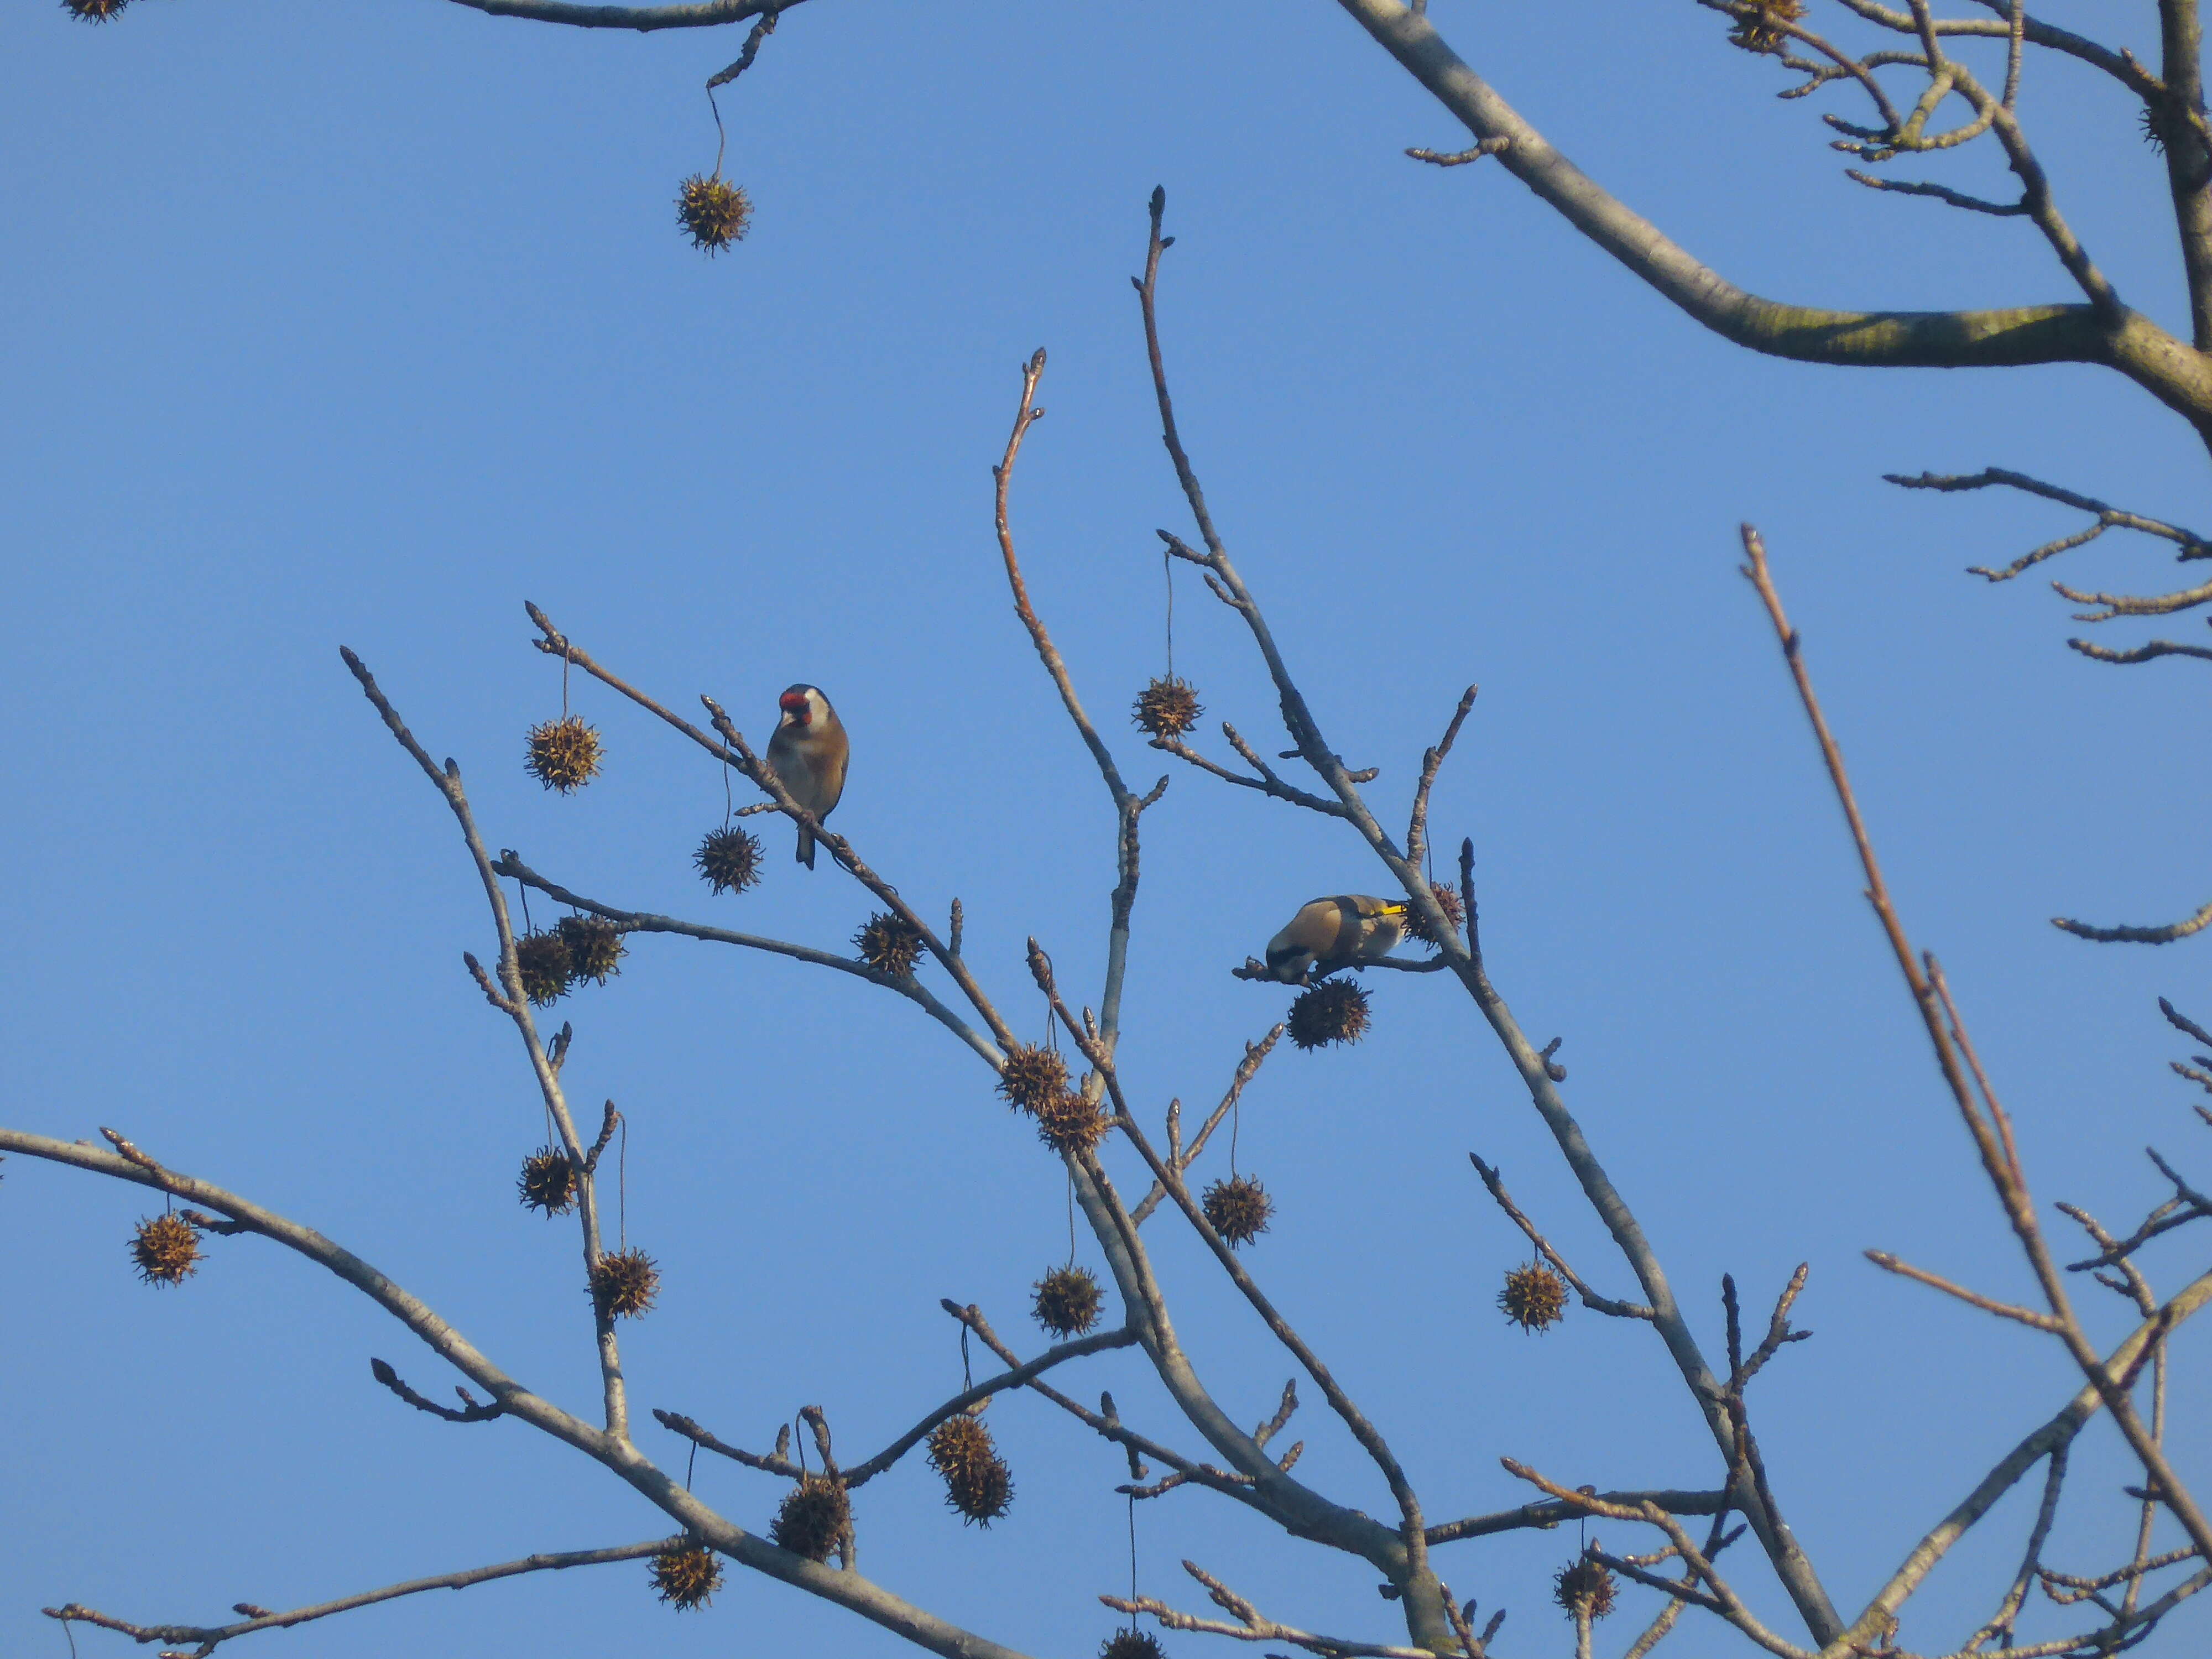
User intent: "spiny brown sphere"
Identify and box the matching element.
[927,1411,1014,1525]
[854,911,926,978]
[559,915,626,984]
[514,928,575,1006]
[64,0,132,20]
[1131,676,1203,739]
[1034,1089,1110,1156]
[1401,881,1466,946]
[997,1044,1071,1113]
[695,825,764,895]
[1553,1556,1618,1621]
[1500,1260,1569,1332]
[1202,1174,1273,1249]
[592,1246,660,1319]
[1101,1632,1166,1659]
[1031,1264,1104,1338]
[770,1473,851,1563]
[525,714,602,793]
[130,1213,201,1286]
[650,1543,723,1610]
[1729,0,1806,51]
[1287,977,1370,1051]
[517,1146,578,1216]
[677,174,752,254]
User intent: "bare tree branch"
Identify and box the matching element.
[45,1539,682,1657]
[1740,524,2212,1621]
[1331,1,2212,448]
[445,0,789,30]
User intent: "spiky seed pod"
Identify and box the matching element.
[64,0,132,20]
[1553,1556,1618,1621]
[770,1473,851,1563]
[997,1044,1070,1114]
[927,1410,1014,1525]
[525,714,602,793]
[1034,1089,1110,1156]
[1131,676,1203,739]
[2143,105,2172,154]
[1286,977,1370,1051]
[854,911,926,978]
[695,825,764,895]
[129,1213,201,1286]
[1201,1175,1273,1249]
[592,1246,660,1319]
[1728,0,1806,51]
[1499,1260,1569,1332]
[649,1542,723,1610]
[677,174,752,253]
[1401,881,1466,947]
[1101,1632,1166,1659]
[517,1146,578,1215]
[1031,1264,1104,1338]
[514,928,575,1006]
[559,915,626,985]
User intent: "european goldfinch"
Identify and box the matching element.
[764,684,848,869]
[1263,895,1410,982]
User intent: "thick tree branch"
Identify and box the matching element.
[1334,0,2212,446]
[2157,0,2212,348]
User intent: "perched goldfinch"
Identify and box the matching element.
[764,684,848,869]
[1263,895,1410,983]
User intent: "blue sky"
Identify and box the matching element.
[4,2,2208,1656]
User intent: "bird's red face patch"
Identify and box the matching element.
[780,690,810,723]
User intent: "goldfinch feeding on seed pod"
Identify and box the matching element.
[1263,895,1411,982]
[764,684,848,869]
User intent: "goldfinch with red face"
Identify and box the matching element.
[764,684,848,869]
[1263,895,1410,982]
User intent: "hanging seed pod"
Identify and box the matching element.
[129,1213,202,1286]
[514,928,574,1006]
[676,175,752,253]
[853,911,926,978]
[517,1146,578,1216]
[649,1542,723,1610]
[1553,1555,1618,1621]
[1031,1264,1103,1338]
[559,915,626,985]
[1400,881,1466,947]
[770,1473,851,1563]
[1131,676,1203,739]
[1499,1260,1569,1332]
[1728,0,1806,51]
[1286,977,1370,1051]
[1034,1089,1110,1156]
[1201,1175,1273,1248]
[64,0,132,19]
[997,1044,1070,1114]
[1100,1633,1166,1659]
[592,1246,660,1319]
[695,825,764,895]
[927,1410,1014,1525]
[525,714,602,793]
